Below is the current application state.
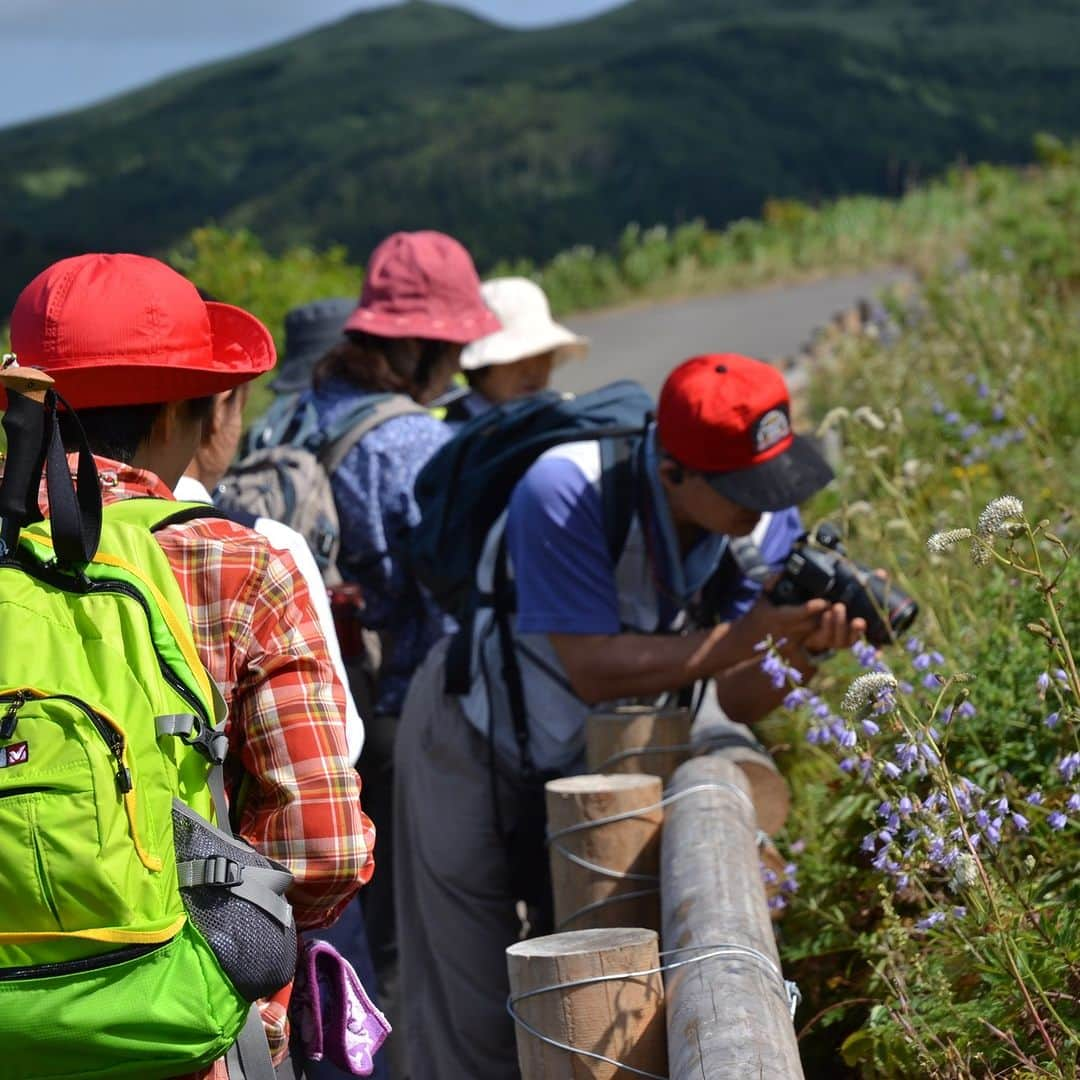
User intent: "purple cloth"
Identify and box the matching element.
[295,939,391,1076]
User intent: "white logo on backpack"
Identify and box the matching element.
[0,741,28,767]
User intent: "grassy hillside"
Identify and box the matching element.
[2,0,1080,309]
[761,150,1080,1075]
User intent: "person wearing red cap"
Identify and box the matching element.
[7,253,374,1080]
[393,353,866,1079]
[305,230,500,1074]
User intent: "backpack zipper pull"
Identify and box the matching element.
[1,692,29,740]
[116,765,133,794]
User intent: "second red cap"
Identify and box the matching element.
[657,353,833,511]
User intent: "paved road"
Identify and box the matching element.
[552,269,907,400]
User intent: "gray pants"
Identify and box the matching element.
[394,639,528,1080]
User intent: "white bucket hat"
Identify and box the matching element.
[460,277,589,371]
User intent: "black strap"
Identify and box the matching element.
[216,505,260,530]
[43,391,102,566]
[0,391,50,553]
[440,395,473,425]
[491,538,535,780]
[444,615,474,697]
[0,387,101,565]
[444,430,642,745]
[226,1003,277,1080]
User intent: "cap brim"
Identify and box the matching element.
[1,301,276,411]
[344,305,501,345]
[704,435,834,512]
[270,336,346,393]
[206,302,277,380]
[460,324,589,370]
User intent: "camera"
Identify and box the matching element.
[769,524,918,646]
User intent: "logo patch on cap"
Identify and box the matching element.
[752,406,792,454]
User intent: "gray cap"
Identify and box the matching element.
[271,296,355,394]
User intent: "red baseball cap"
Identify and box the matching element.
[344,231,501,345]
[7,253,275,410]
[657,353,833,511]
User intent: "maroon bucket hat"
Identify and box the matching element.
[344,231,501,345]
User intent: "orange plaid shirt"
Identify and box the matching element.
[88,458,374,1076]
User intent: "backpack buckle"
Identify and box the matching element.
[158,713,229,765]
[206,857,243,887]
[178,856,244,888]
[191,728,229,766]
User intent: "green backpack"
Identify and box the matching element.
[0,377,294,1079]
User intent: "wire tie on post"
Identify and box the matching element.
[546,781,758,928]
[507,941,802,1078]
[594,741,697,772]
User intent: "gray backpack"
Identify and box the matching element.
[217,392,425,585]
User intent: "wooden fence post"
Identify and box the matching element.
[585,706,693,783]
[507,927,667,1080]
[661,756,804,1079]
[546,774,663,932]
[587,704,791,835]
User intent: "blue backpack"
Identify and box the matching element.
[409,380,654,718]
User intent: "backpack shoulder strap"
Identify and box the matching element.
[242,393,308,456]
[101,497,230,533]
[444,429,642,701]
[214,505,261,530]
[599,433,639,565]
[319,394,428,475]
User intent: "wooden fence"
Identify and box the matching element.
[507,707,804,1078]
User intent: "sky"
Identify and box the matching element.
[0,0,624,130]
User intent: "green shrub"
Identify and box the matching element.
[771,185,1080,1075]
[168,226,362,352]
[167,226,362,419]
[162,136,1079,335]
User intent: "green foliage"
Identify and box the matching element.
[159,148,1080,431]
[167,227,361,419]
[767,163,1080,1076]
[1,0,1079,311]
[3,130,1080,1073]
[499,151,1080,315]
[969,169,1080,290]
[169,226,361,352]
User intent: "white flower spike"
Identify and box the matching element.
[926,528,973,553]
[841,672,899,715]
[976,495,1025,539]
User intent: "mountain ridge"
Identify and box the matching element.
[1,0,1079,309]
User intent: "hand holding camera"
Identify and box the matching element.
[768,524,918,647]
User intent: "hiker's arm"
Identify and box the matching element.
[231,544,372,930]
[709,602,867,723]
[257,517,366,762]
[549,595,832,705]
